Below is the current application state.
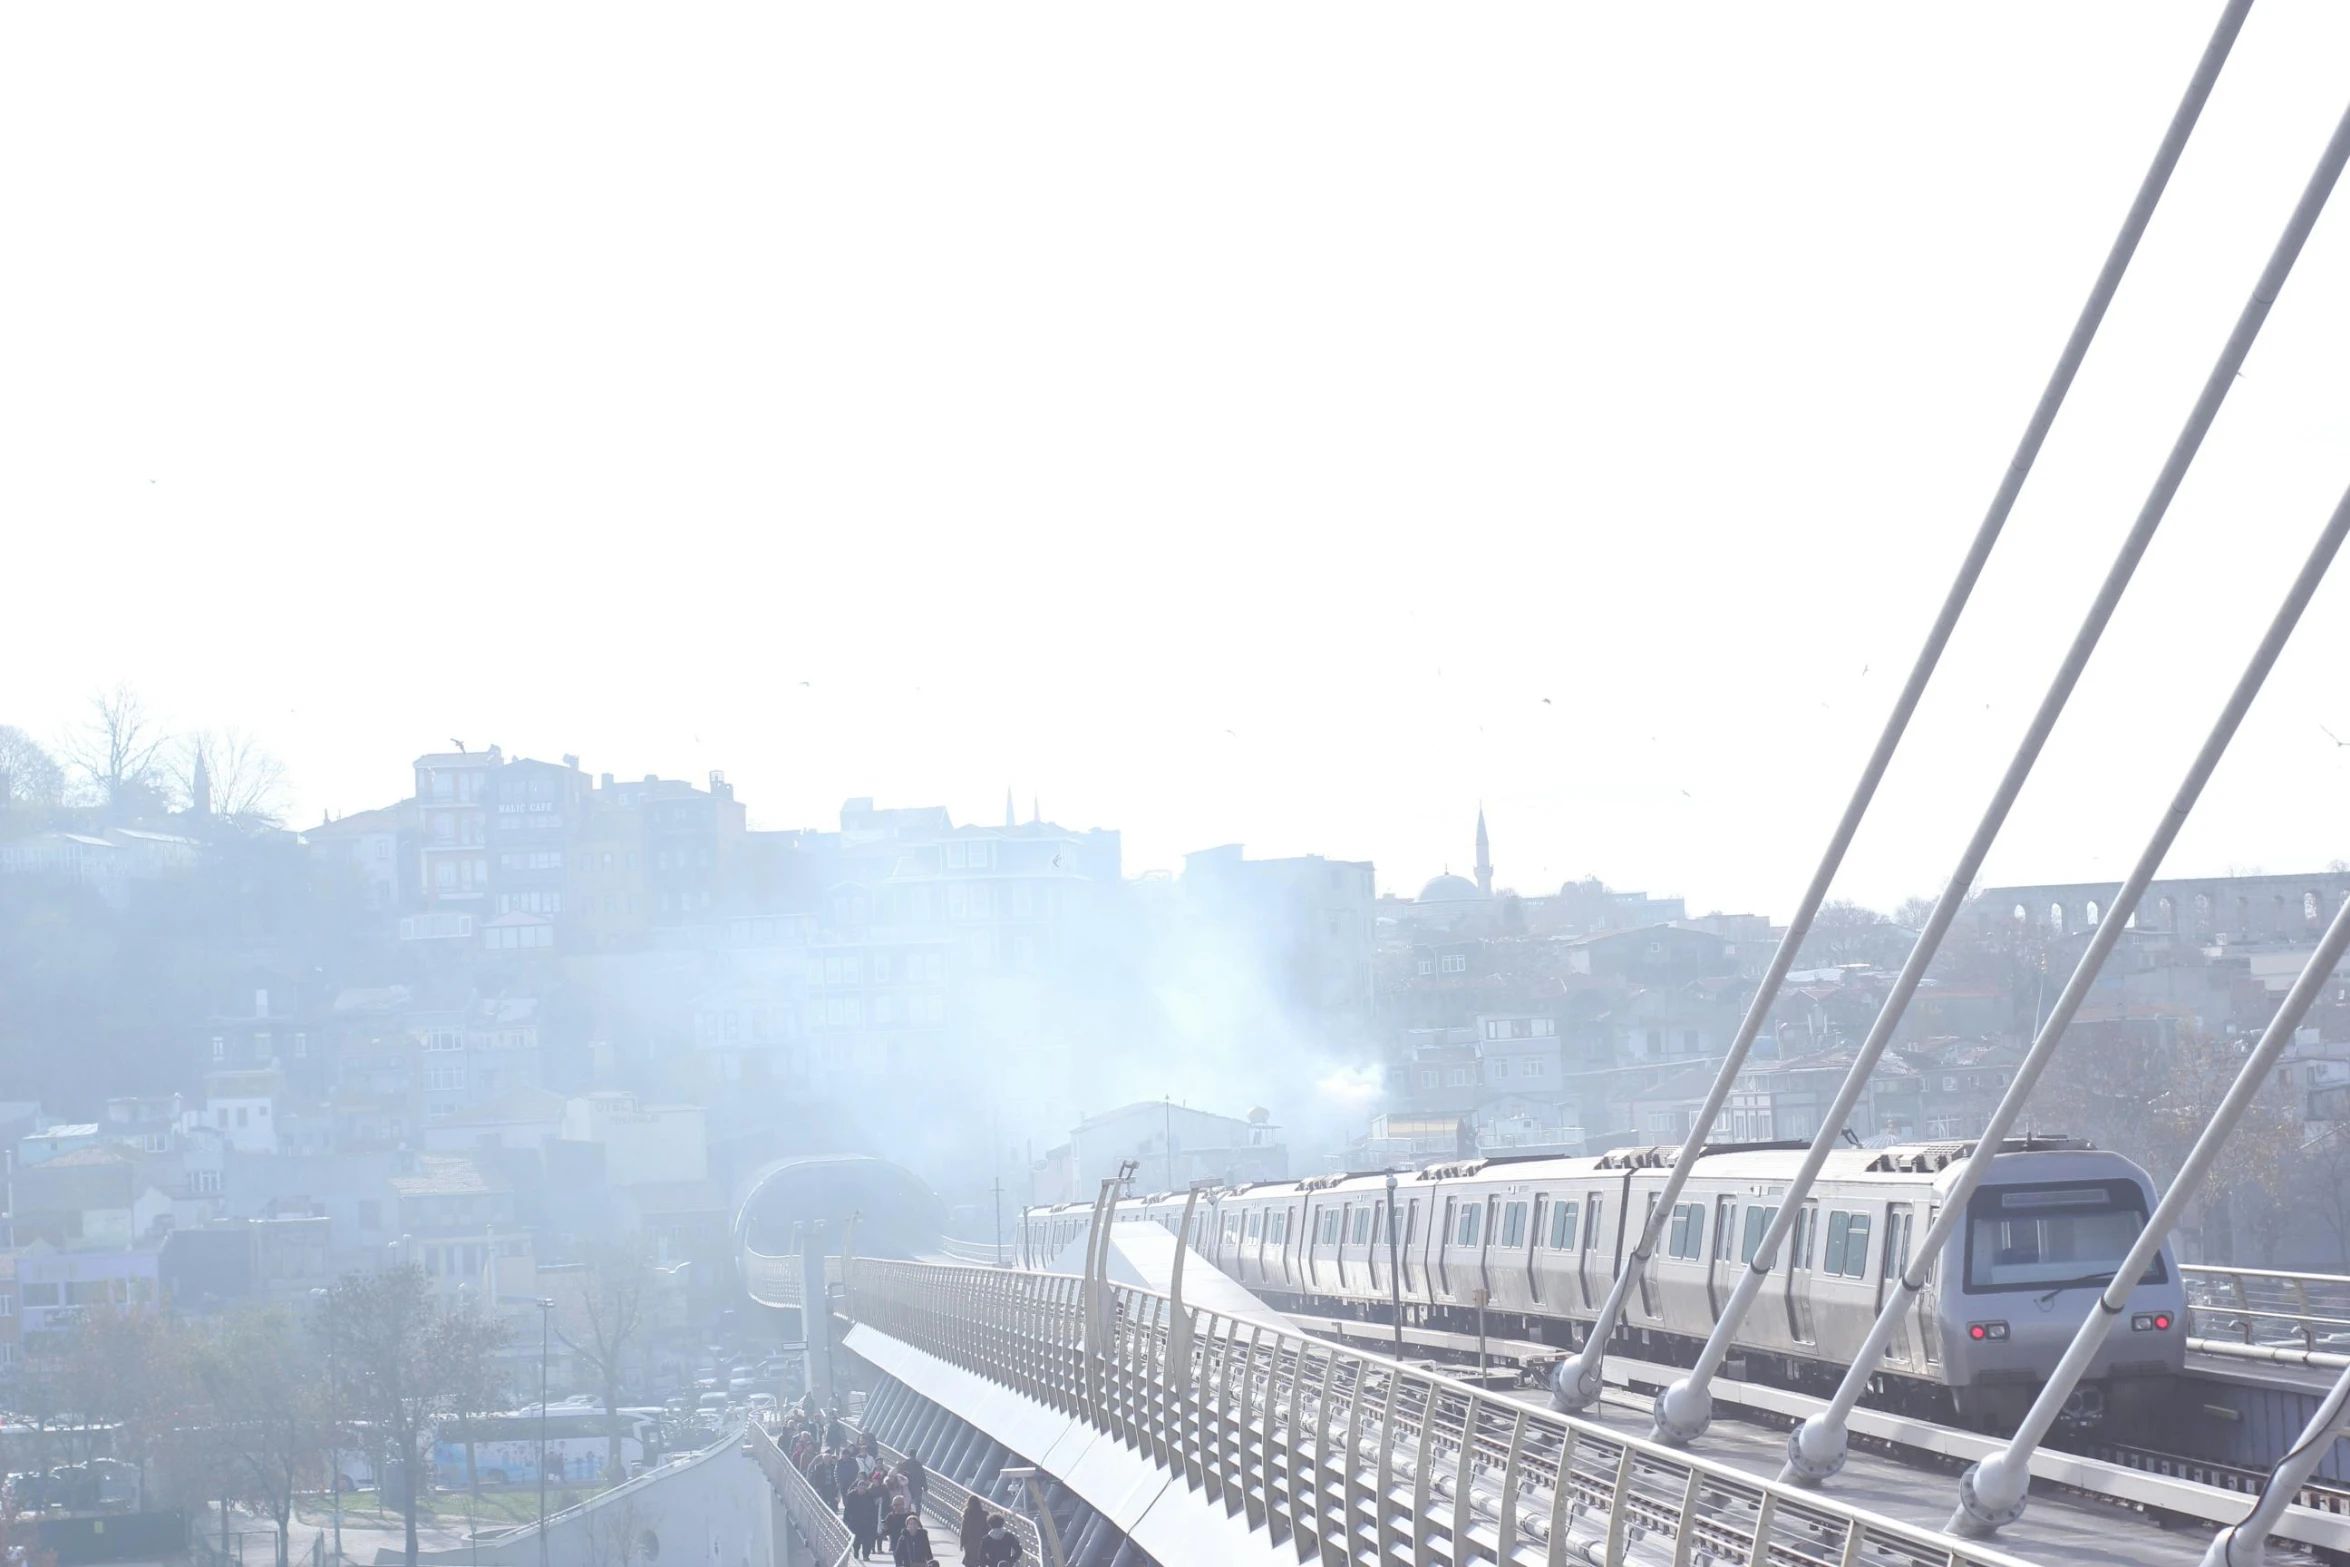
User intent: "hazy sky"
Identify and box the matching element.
[6,4,2349,918]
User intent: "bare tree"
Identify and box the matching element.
[2307,1123,2350,1270]
[580,1489,662,1567]
[555,1245,654,1483]
[0,725,66,807]
[58,684,172,810]
[176,728,291,825]
[209,1309,333,1567]
[315,1266,463,1567]
[436,1306,513,1499]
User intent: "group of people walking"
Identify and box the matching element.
[779,1399,1025,1563]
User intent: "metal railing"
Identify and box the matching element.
[2183,1264,2350,1363]
[842,1257,2041,1567]
[746,1422,853,1566]
[934,1236,1011,1267]
[744,1250,840,1308]
[844,1415,1044,1564]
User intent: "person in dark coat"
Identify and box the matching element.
[844,1479,881,1561]
[892,1516,934,1566]
[980,1518,1021,1565]
[880,1496,912,1560]
[896,1454,926,1516]
[959,1496,990,1562]
[833,1448,861,1509]
[810,1450,839,1510]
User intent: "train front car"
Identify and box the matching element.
[1933,1142,2185,1430]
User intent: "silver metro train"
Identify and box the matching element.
[1022,1137,2185,1430]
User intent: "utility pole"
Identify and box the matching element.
[1163,1097,1173,1192]
[535,1298,553,1567]
[992,1176,1004,1267]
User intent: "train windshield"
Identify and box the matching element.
[1963,1179,2165,1293]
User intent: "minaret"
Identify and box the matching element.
[1004,788,1016,828]
[191,748,213,818]
[1474,806,1492,897]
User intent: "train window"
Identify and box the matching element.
[1790,1207,1814,1270]
[1405,1199,1419,1246]
[1247,1210,1262,1240]
[1500,1202,1527,1248]
[1319,1209,1342,1245]
[1964,1179,2162,1293]
[1741,1205,1778,1266]
[1822,1213,1871,1279]
[1583,1196,1602,1252]
[1271,1210,1289,1244]
[1667,1202,1705,1260]
[1549,1201,1577,1251]
[1456,1203,1481,1247]
[1351,1207,1373,1245]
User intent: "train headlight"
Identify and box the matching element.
[2130,1312,2173,1332]
[1966,1321,2009,1341]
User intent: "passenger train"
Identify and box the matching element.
[1021,1137,2184,1430]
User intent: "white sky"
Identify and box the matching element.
[5,4,2349,918]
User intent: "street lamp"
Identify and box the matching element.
[502,1294,555,1567]
[310,1289,342,1567]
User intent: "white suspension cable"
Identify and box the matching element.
[1546,0,2256,1415]
[1952,891,2350,1537]
[1783,475,2350,1485]
[1649,82,2350,1450]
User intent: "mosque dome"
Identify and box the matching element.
[1418,873,1485,903]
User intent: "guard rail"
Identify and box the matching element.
[842,1257,2041,1567]
[2183,1263,2350,1362]
[747,1422,853,1565]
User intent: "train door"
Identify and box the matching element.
[1368,1200,1386,1295]
[1919,1202,1943,1367]
[1478,1195,1499,1303]
[1879,1202,1916,1364]
[1707,1195,1737,1320]
[1437,1197,1455,1297]
[1401,1198,1421,1297]
[1635,1191,1662,1318]
[1335,1203,1352,1292]
[1784,1202,1819,1345]
[1528,1196,1549,1305]
[1577,1192,1603,1309]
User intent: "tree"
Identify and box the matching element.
[0,726,65,808]
[581,1489,662,1567]
[315,1267,466,1567]
[2308,1123,2350,1270]
[1796,900,1910,968]
[174,728,290,826]
[205,1310,334,1567]
[58,684,171,810]
[436,1306,513,1499]
[555,1246,654,1482]
[2034,1024,2302,1264]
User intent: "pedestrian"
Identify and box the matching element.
[834,1446,861,1505]
[893,1514,934,1566]
[881,1496,912,1562]
[959,1495,989,1562]
[844,1479,880,1561]
[981,1517,1022,1566]
[897,1453,926,1516]
[811,1449,839,1511]
[826,1412,849,1450]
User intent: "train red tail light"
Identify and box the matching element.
[1966,1321,2008,1341]
[2131,1312,2174,1332]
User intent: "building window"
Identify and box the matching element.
[1440,954,1467,974]
[1524,1057,1545,1078]
[1491,1058,1511,1080]
[1532,1018,1556,1037]
[210,1036,225,1061]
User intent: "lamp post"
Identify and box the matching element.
[502,1294,555,1567]
[311,1290,342,1566]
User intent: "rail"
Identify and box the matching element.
[2183,1264,2350,1361]
[845,1418,1044,1564]
[746,1422,852,1566]
[743,1250,840,1309]
[934,1236,1010,1267]
[842,1257,2041,1567]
